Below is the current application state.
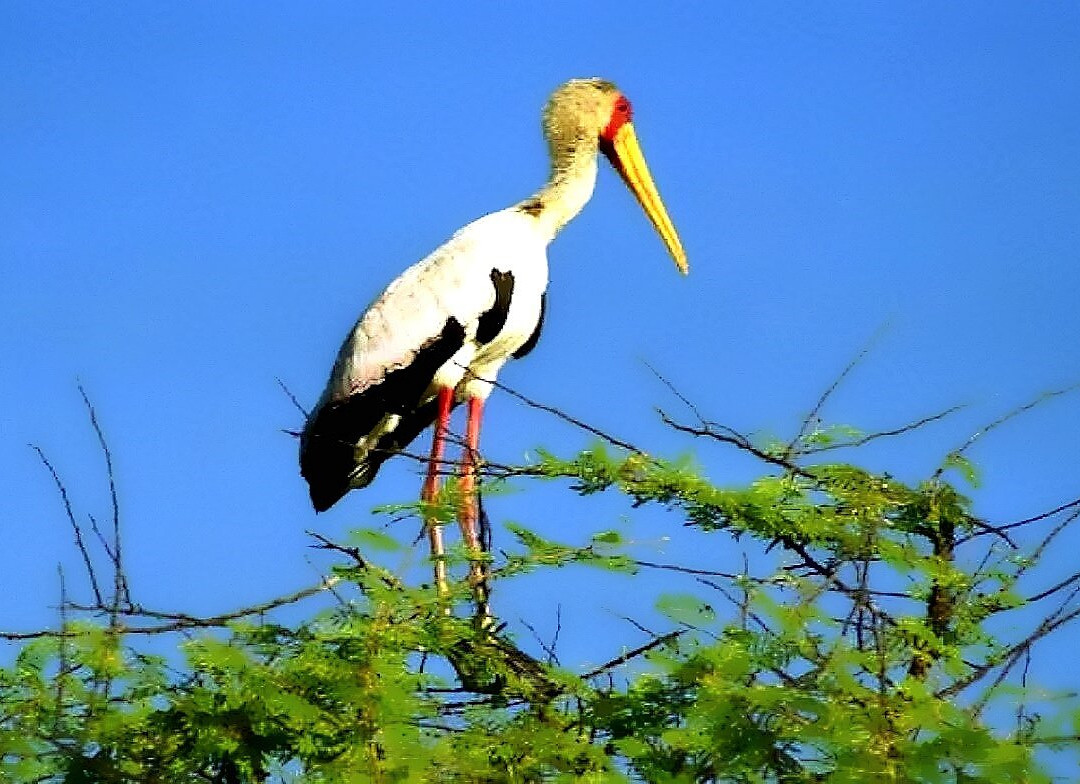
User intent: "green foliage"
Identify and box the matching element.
[3,416,1076,782]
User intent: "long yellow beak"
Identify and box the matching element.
[604,121,688,275]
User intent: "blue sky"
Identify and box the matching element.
[2,0,1079,753]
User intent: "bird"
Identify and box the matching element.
[299,78,686,589]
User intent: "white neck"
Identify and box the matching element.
[516,139,600,241]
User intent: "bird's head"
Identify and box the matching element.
[544,78,688,274]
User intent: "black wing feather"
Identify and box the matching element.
[475,269,514,345]
[513,292,545,358]
[300,317,466,512]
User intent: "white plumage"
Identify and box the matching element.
[329,211,546,398]
[300,209,549,511]
[299,78,685,523]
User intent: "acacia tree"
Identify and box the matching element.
[3,379,1079,782]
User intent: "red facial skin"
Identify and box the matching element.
[599,94,633,176]
[601,94,633,142]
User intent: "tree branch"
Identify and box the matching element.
[798,405,965,455]
[482,375,643,454]
[77,385,129,612]
[30,444,103,607]
[785,328,885,459]
[581,630,683,680]
[657,409,812,477]
[2,577,341,640]
[934,383,1080,480]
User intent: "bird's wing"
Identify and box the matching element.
[300,210,543,511]
[320,210,536,406]
[324,253,478,404]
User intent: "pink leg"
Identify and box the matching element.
[422,387,454,596]
[458,396,489,605]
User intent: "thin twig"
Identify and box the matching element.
[993,495,1080,535]
[657,410,812,478]
[1020,506,1080,582]
[30,444,103,607]
[943,588,1080,700]
[480,375,643,454]
[4,578,342,641]
[551,605,562,666]
[957,517,1019,549]
[520,616,560,667]
[56,565,69,713]
[1016,648,1033,740]
[87,513,131,610]
[1025,572,1080,604]
[786,328,885,458]
[645,362,711,426]
[581,630,683,679]
[276,377,310,419]
[934,384,1080,480]
[696,577,773,634]
[613,613,659,639]
[75,576,342,623]
[799,405,965,455]
[307,531,405,591]
[77,385,128,611]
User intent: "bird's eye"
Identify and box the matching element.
[600,95,634,141]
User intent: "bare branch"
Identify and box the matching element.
[633,559,758,581]
[551,605,562,666]
[799,405,965,455]
[79,583,338,626]
[696,577,773,635]
[935,383,1080,480]
[1020,506,1080,582]
[519,615,560,667]
[479,375,643,454]
[0,576,345,641]
[276,377,310,419]
[86,513,133,612]
[0,627,82,641]
[942,585,1080,701]
[957,517,1019,549]
[995,494,1080,535]
[87,513,117,563]
[657,409,812,478]
[306,531,404,590]
[30,444,103,607]
[644,362,711,427]
[1025,572,1080,604]
[581,630,683,680]
[56,565,69,711]
[77,385,128,610]
[786,328,886,458]
[970,602,1080,717]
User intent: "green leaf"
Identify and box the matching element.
[942,451,981,487]
[592,530,622,545]
[656,593,716,626]
[347,526,402,552]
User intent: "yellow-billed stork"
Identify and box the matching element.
[300,78,686,588]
